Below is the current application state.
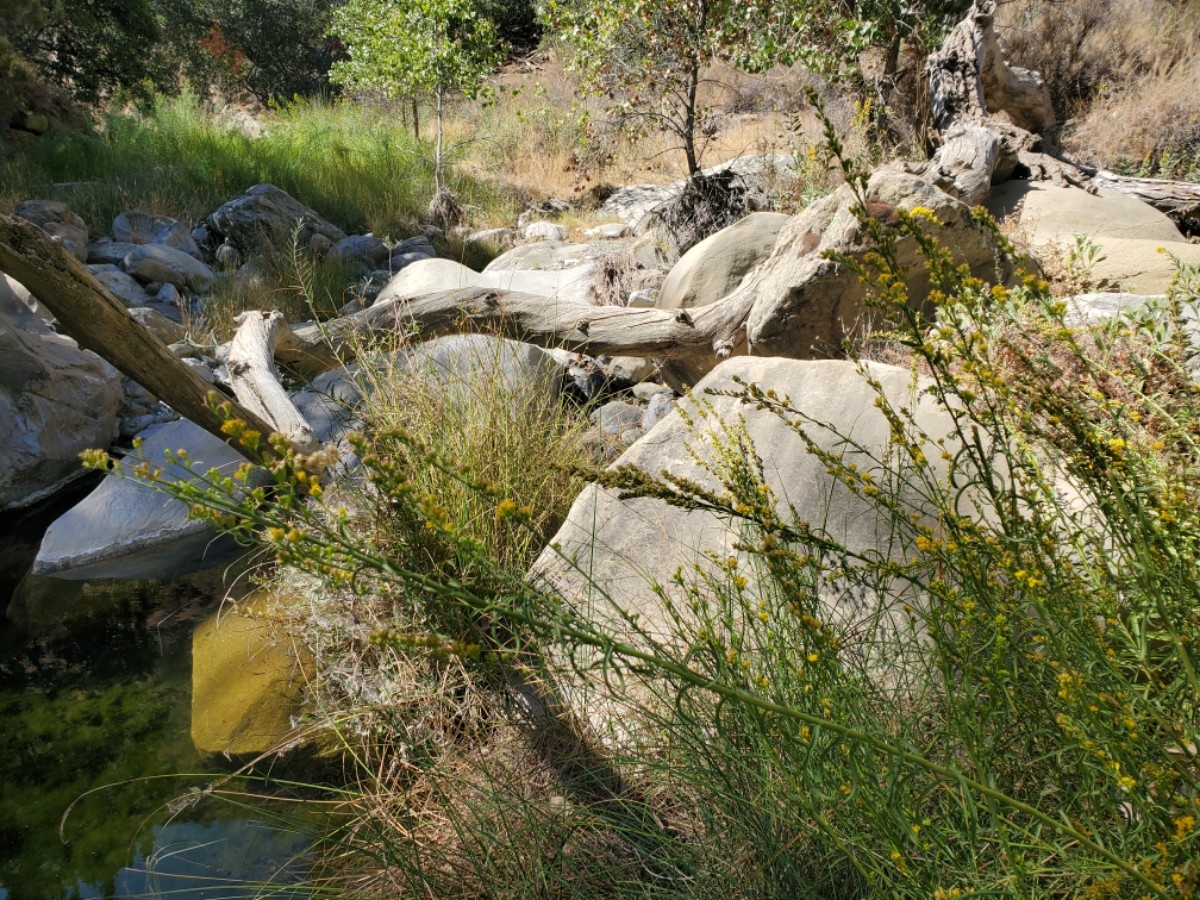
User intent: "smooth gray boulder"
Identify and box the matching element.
[112,211,201,257]
[87,240,142,266]
[398,334,560,401]
[290,367,365,444]
[88,264,150,306]
[328,234,390,268]
[528,356,953,735]
[985,181,1200,293]
[0,278,122,511]
[375,257,595,307]
[123,243,215,294]
[207,183,345,255]
[523,221,569,242]
[656,211,789,387]
[14,199,88,262]
[33,419,256,580]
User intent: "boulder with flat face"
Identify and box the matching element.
[122,243,215,294]
[986,181,1200,294]
[0,274,122,511]
[14,199,88,262]
[743,171,1013,361]
[207,183,345,255]
[32,419,254,579]
[528,355,955,740]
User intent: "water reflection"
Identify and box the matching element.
[0,497,318,900]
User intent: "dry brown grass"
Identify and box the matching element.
[998,0,1200,179]
[445,54,815,203]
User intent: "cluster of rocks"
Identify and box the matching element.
[6,162,1198,612]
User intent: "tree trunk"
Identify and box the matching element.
[289,285,756,364]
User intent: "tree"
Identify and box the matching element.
[545,0,971,177]
[329,0,502,198]
[11,0,163,105]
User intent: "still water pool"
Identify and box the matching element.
[0,489,320,899]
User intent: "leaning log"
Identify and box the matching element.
[228,311,320,453]
[0,216,283,456]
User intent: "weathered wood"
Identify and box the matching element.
[0,215,281,457]
[1087,170,1200,235]
[288,285,757,364]
[925,0,1055,136]
[228,311,320,453]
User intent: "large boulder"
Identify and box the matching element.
[32,419,254,579]
[656,212,789,387]
[87,264,151,307]
[14,199,88,262]
[742,171,1013,362]
[0,275,122,511]
[122,244,215,294]
[112,211,201,258]
[528,356,954,737]
[398,334,560,402]
[375,256,596,306]
[207,183,345,255]
[986,181,1200,294]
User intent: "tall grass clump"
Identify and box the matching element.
[0,93,514,238]
[107,131,1200,895]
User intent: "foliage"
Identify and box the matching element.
[11,0,164,105]
[179,0,347,104]
[330,0,503,192]
[0,92,518,238]
[545,0,970,176]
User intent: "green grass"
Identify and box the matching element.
[0,92,521,240]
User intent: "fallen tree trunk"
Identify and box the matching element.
[0,215,293,457]
[289,285,757,363]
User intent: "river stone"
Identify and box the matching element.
[528,355,954,739]
[14,199,88,261]
[0,283,122,511]
[523,221,570,242]
[743,170,1013,362]
[191,591,313,755]
[123,243,214,293]
[656,211,789,388]
[112,211,201,257]
[88,264,151,306]
[87,240,143,266]
[398,334,560,402]
[290,367,365,444]
[207,183,345,255]
[987,180,1184,244]
[376,257,595,306]
[33,419,256,579]
[328,234,390,268]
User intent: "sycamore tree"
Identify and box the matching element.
[544,0,970,177]
[329,0,502,199]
